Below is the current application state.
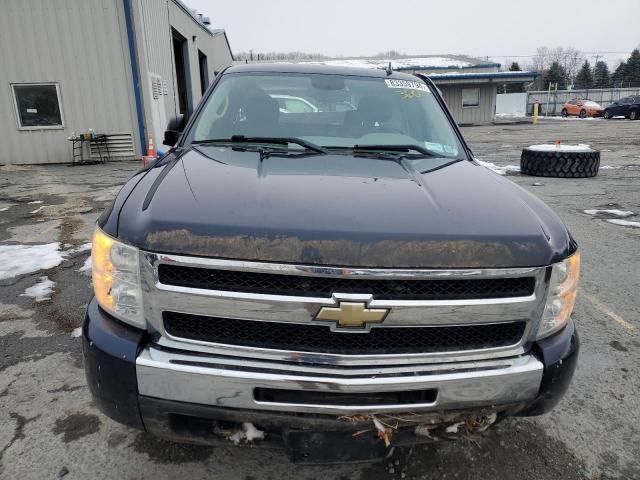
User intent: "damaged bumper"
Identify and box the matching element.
[83,298,579,463]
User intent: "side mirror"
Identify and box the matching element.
[163,115,186,146]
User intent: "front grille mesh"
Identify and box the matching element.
[158,265,535,300]
[163,312,526,355]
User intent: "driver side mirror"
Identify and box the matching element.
[163,115,186,146]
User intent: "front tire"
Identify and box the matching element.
[521,148,600,178]
[561,108,568,117]
[630,109,639,120]
[603,109,611,119]
[579,109,587,118]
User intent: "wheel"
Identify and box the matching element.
[520,148,600,178]
[579,109,587,118]
[561,108,568,117]
[603,109,611,119]
[630,109,639,120]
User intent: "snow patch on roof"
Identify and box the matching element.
[300,56,474,70]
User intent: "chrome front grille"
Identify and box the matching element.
[157,264,536,300]
[140,252,549,366]
[163,312,527,355]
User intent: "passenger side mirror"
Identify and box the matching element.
[163,115,186,146]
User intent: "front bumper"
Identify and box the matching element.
[83,298,579,454]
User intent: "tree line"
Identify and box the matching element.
[537,48,640,90]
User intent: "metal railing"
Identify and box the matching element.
[526,88,640,116]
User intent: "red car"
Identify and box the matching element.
[561,98,603,118]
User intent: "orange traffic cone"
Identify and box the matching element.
[147,137,156,157]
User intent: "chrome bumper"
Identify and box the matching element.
[136,347,543,415]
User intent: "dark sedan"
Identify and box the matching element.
[602,95,640,120]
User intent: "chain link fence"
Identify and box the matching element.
[525,88,640,116]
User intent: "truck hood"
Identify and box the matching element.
[116,147,571,268]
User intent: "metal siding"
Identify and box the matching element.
[440,85,495,125]
[0,0,139,164]
[166,1,233,107]
[133,0,233,145]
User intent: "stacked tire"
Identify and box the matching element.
[520,147,600,178]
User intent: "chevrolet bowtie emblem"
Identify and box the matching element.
[315,302,389,329]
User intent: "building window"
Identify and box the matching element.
[198,50,209,96]
[12,83,64,129]
[462,88,480,108]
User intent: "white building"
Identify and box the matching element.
[297,55,539,125]
[0,0,233,164]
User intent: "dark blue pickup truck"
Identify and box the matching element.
[83,64,580,464]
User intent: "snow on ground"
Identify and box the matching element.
[0,243,65,280]
[495,112,526,119]
[607,219,640,228]
[584,209,635,217]
[600,165,621,170]
[71,327,83,338]
[20,276,55,302]
[538,116,602,121]
[528,144,593,152]
[28,200,43,204]
[475,159,520,175]
[78,256,92,275]
[65,243,92,255]
[300,56,472,70]
[30,206,46,214]
[0,207,9,212]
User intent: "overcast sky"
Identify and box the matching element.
[187,0,639,66]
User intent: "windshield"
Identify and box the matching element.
[190,72,464,158]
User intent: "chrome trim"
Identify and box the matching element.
[139,252,550,365]
[136,346,544,415]
[149,252,542,279]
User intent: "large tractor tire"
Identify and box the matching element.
[520,147,600,178]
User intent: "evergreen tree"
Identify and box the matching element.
[623,49,640,86]
[506,62,525,93]
[592,61,610,88]
[611,62,626,87]
[544,61,568,90]
[574,61,594,89]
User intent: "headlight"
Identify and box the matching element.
[536,251,580,339]
[92,226,145,328]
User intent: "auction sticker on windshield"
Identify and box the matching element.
[384,79,430,92]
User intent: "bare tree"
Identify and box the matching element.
[529,46,585,85]
[235,51,328,61]
[530,46,551,71]
[373,50,406,58]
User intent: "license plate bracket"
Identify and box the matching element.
[283,429,391,464]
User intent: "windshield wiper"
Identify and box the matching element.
[193,136,328,155]
[352,144,437,157]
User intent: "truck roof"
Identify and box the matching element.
[225,62,424,80]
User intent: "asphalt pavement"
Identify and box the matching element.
[0,118,638,479]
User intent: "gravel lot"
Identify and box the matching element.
[1,118,638,480]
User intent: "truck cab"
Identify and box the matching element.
[83,64,579,464]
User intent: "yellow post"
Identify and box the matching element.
[533,103,539,125]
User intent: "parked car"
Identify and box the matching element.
[602,95,640,120]
[561,98,603,118]
[271,94,320,113]
[84,64,580,464]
